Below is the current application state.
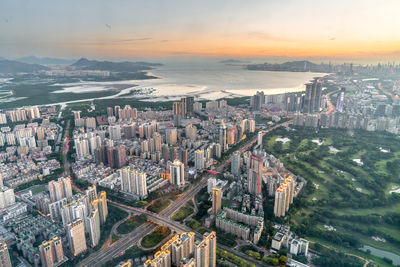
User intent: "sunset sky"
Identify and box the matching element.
[1,0,400,62]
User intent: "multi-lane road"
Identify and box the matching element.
[62,120,71,177]
[78,122,290,266]
[78,178,208,266]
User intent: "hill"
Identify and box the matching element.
[246,60,329,72]
[17,56,75,65]
[71,58,162,72]
[0,59,50,74]
[219,59,247,64]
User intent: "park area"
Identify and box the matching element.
[264,127,400,266]
[172,200,194,222]
[117,214,147,235]
[141,226,171,249]
[147,199,171,213]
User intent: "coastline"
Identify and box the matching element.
[1,67,330,108]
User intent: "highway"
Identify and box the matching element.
[78,122,289,266]
[78,179,208,266]
[108,202,266,267]
[62,120,71,177]
[325,88,338,115]
[378,82,396,102]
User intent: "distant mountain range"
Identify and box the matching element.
[219,59,247,64]
[246,60,329,72]
[0,59,50,74]
[0,57,163,74]
[70,58,162,72]
[16,56,76,65]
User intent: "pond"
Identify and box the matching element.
[359,245,400,265]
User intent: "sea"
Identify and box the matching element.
[132,60,326,101]
[3,60,327,107]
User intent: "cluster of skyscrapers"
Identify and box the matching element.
[120,166,148,199]
[250,80,323,114]
[248,155,263,196]
[39,235,65,267]
[211,187,222,215]
[0,107,41,125]
[335,87,346,113]
[170,159,185,187]
[173,96,195,118]
[36,178,108,259]
[250,91,265,111]
[107,105,138,121]
[302,81,323,114]
[144,231,216,267]
[273,176,294,217]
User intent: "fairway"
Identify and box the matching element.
[264,127,400,264]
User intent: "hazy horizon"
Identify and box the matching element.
[1,0,400,64]
[1,55,399,66]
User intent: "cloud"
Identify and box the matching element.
[330,37,336,41]
[257,49,274,53]
[160,40,169,43]
[169,51,195,55]
[245,31,293,42]
[114,38,152,43]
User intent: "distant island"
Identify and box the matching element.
[246,60,330,73]
[70,58,163,72]
[219,59,248,64]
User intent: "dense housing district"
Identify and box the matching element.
[0,63,399,267]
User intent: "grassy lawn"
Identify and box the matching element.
[385,182,400,195]
[186,218,202,230]
[141,226,171,248]
[308,237,392,267]
[334,201,400,216]
[316,222,400,256]
[197,228,208,235]
[96,205,128,251]
[172,206,193,221]
[263,127,400,264]
[111,234,120,244]
[215,229,237,248]
[217,248,255,267]
[117,214,147,235]
[172,200,194,222]
[147,199,171,213]
[30,185,46,194]
[374,224,400,243]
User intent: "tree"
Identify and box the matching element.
[279,255,287,264]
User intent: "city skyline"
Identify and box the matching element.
[1,0,400,63]
[1,1,400,266]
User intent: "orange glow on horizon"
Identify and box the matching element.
[4,0,400,62]
[60,35,400,59]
